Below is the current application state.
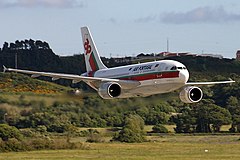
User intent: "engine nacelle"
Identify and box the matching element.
[179,86,203,103]
[98,82,121,99]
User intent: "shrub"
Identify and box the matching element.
[36,125,47,133]
[0,124,23,141]
[0,137,91,152]
[86,132,103,143]
[114,128,145,143]
[47,124,66,133]
[0,96,8,104]
[29,138,51,150]
[80,129,99,137]
[0,138,26,152]
[113,114,146,143]
[152,124,168,133]
[20,128,35,137]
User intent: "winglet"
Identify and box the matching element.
[3,65,7,73]
[229,78,235,85]
[229,78,235,82]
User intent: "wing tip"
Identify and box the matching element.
[3,65,7,73]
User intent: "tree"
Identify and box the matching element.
[2,42,9,51]
[0,124,23,141]
[173,100,232,133]
[0,111,6,124]
[24,39,30,50]
[210,106,232,132]
[35,40,43,49]
[15,40,23,50]
[141,103,174,125]
[145,111,169,125]
[20,40,26,49]
[113,114,145,143]
[29,39,35,50]
[43,42,50,50]
[194,100,232,133]
[103,112,124,127]
[226,96,240,132]
[173,107,196,133]
[9,43,16,50]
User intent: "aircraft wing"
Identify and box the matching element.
[3,66,141,89]
[185,80,235,86]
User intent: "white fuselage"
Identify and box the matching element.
[83,60,190,98]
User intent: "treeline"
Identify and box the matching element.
[0,40,63,73]
[1,39,50,51]
[0,75,239,133]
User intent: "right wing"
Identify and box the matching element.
[3,66,141,89]
[185,79,235,86]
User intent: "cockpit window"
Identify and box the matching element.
[171,66,187,70]
[178,67,187,70]
[170,66,177,70]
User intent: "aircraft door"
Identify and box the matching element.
[156,63,164,78]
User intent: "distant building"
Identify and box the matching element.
[157,52,222,59]
[158,52,178,57]
[236,50,240,60]
[197,54,223,59]
[135,51,224,61]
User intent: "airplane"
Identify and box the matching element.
[3,27,235,103]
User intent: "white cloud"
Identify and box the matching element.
[0,0,85,8]
[135,15,157,23]
[162,6,240,24]
[136,6,240,24]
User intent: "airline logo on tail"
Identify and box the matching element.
[84,39,91,55]
[84,38,99,71]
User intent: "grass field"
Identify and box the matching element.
[1,135,240,160]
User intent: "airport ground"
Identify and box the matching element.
[1,134,240,160]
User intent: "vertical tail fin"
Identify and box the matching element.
[81,27,107,73]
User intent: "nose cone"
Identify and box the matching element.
[179,69,189,83]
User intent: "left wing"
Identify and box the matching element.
[3,66,141,89]
[185,79,235,86]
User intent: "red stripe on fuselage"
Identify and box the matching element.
[119,71,179,81]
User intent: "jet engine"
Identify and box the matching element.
[179,86,203,103]
[98,82,121,99]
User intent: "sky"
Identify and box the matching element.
[0,0,240,58]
